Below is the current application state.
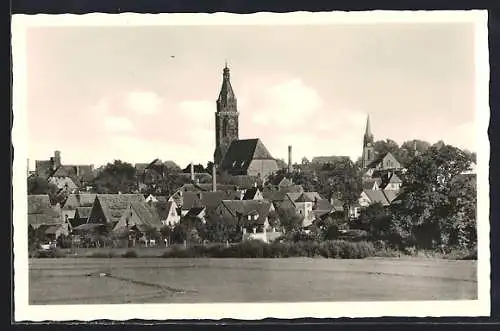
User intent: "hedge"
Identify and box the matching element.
[162,240,376,259]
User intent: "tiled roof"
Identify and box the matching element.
[295,193,315,203]
[185,207,205,218]
[130,201,162,229]
[363,190,390,206]
[382,190,400,204]
[219,200,273,225]
[63,193,97,210]
[94,194,146,223]
[151,201,176,220]
[220,139,275,174]
[28,195,62,226]
[279,184,304,193]
[242,187,260,200]
[75,206,92,218]
[262,190,288,202]
[286,192,323,203]
[182,191,237,212]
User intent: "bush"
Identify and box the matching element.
[33,248,67,258]
[160,240,376,259]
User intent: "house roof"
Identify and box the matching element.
[75,206,92,219]
[363,190,390,206]
[366,152,401,169]
[279,184,304,193]
[185,207,206,218]
[220,139,275,174]
[362,178,382,190]
[151,201,176,220]
[28,195,62,226]
[219,200,273,225]
[295,193,315,203]
[388,173,402,183]
[62,193,97,210]
[313,199,335,212]
[242,187,260,200]
[262,190,288,202]
[329,198,345,211]
[278,177,293,187]
[94,194,146,223]
[286,192,323,203]
[382,190,400,203]
[129,201,162,229]
[182,191,237,211]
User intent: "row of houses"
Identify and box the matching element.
[28,172,347,245]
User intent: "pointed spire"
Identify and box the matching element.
[365,114,372,137]
[218,61,236,106]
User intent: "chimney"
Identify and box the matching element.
[54,150,61,169]
[212,164,217,192]
[288,145,292,173]
[76,166,80,177]
[190,162,195,181]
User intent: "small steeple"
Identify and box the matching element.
[363,115,374,147]
[365,115,372,137]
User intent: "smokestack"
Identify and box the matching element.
[212,164,217,192]
[288,145,292,173]
[54,150,61,169]
[190,162,195,181]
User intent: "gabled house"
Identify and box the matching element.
[145,194,168,204]
[242,187,263,200]
[177,190,241,216]
[61,193,97,224]
[380,173,403,191]
[214,200,279,242]
[113,201,163,234]
[219,138,279,179]
[87,194,146,225]
[365,152,402,173]
[184,206,207,224]
[73,206,92,227]
[150,200,181,226]
[28,194,62,229]
[292,193,315,227]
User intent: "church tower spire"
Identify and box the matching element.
[214,63,239,166]
[362,115,375,168]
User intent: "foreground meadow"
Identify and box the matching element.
[29,257,477,304]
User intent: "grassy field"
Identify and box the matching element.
[29,257,477,304]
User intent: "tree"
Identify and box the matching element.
[352,203,391,241]
[28,176,59,197]
[301,157,310,165]
[390,144,475,250]
[373,139,400,156]
[276,207,303,232]
[91,160,138,194]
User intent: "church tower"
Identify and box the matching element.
[362,115,375,168]
[214,63,239,166]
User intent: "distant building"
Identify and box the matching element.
[87,194,146,225]
[35,150,94,188]
[213,64,279,179]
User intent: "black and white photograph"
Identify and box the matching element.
[12,10,490,321]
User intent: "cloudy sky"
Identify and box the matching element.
[25,23,476,169]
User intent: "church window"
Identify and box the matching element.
[367,150,372,160]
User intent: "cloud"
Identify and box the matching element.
[177,100,213,123]
[249,79,323,128]
[123,91,163,115]
[103,116,135,132]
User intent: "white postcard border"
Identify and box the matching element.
[12,10,490,321]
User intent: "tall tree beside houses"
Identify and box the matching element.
[90,160,138,194]
[389,144,476,250]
